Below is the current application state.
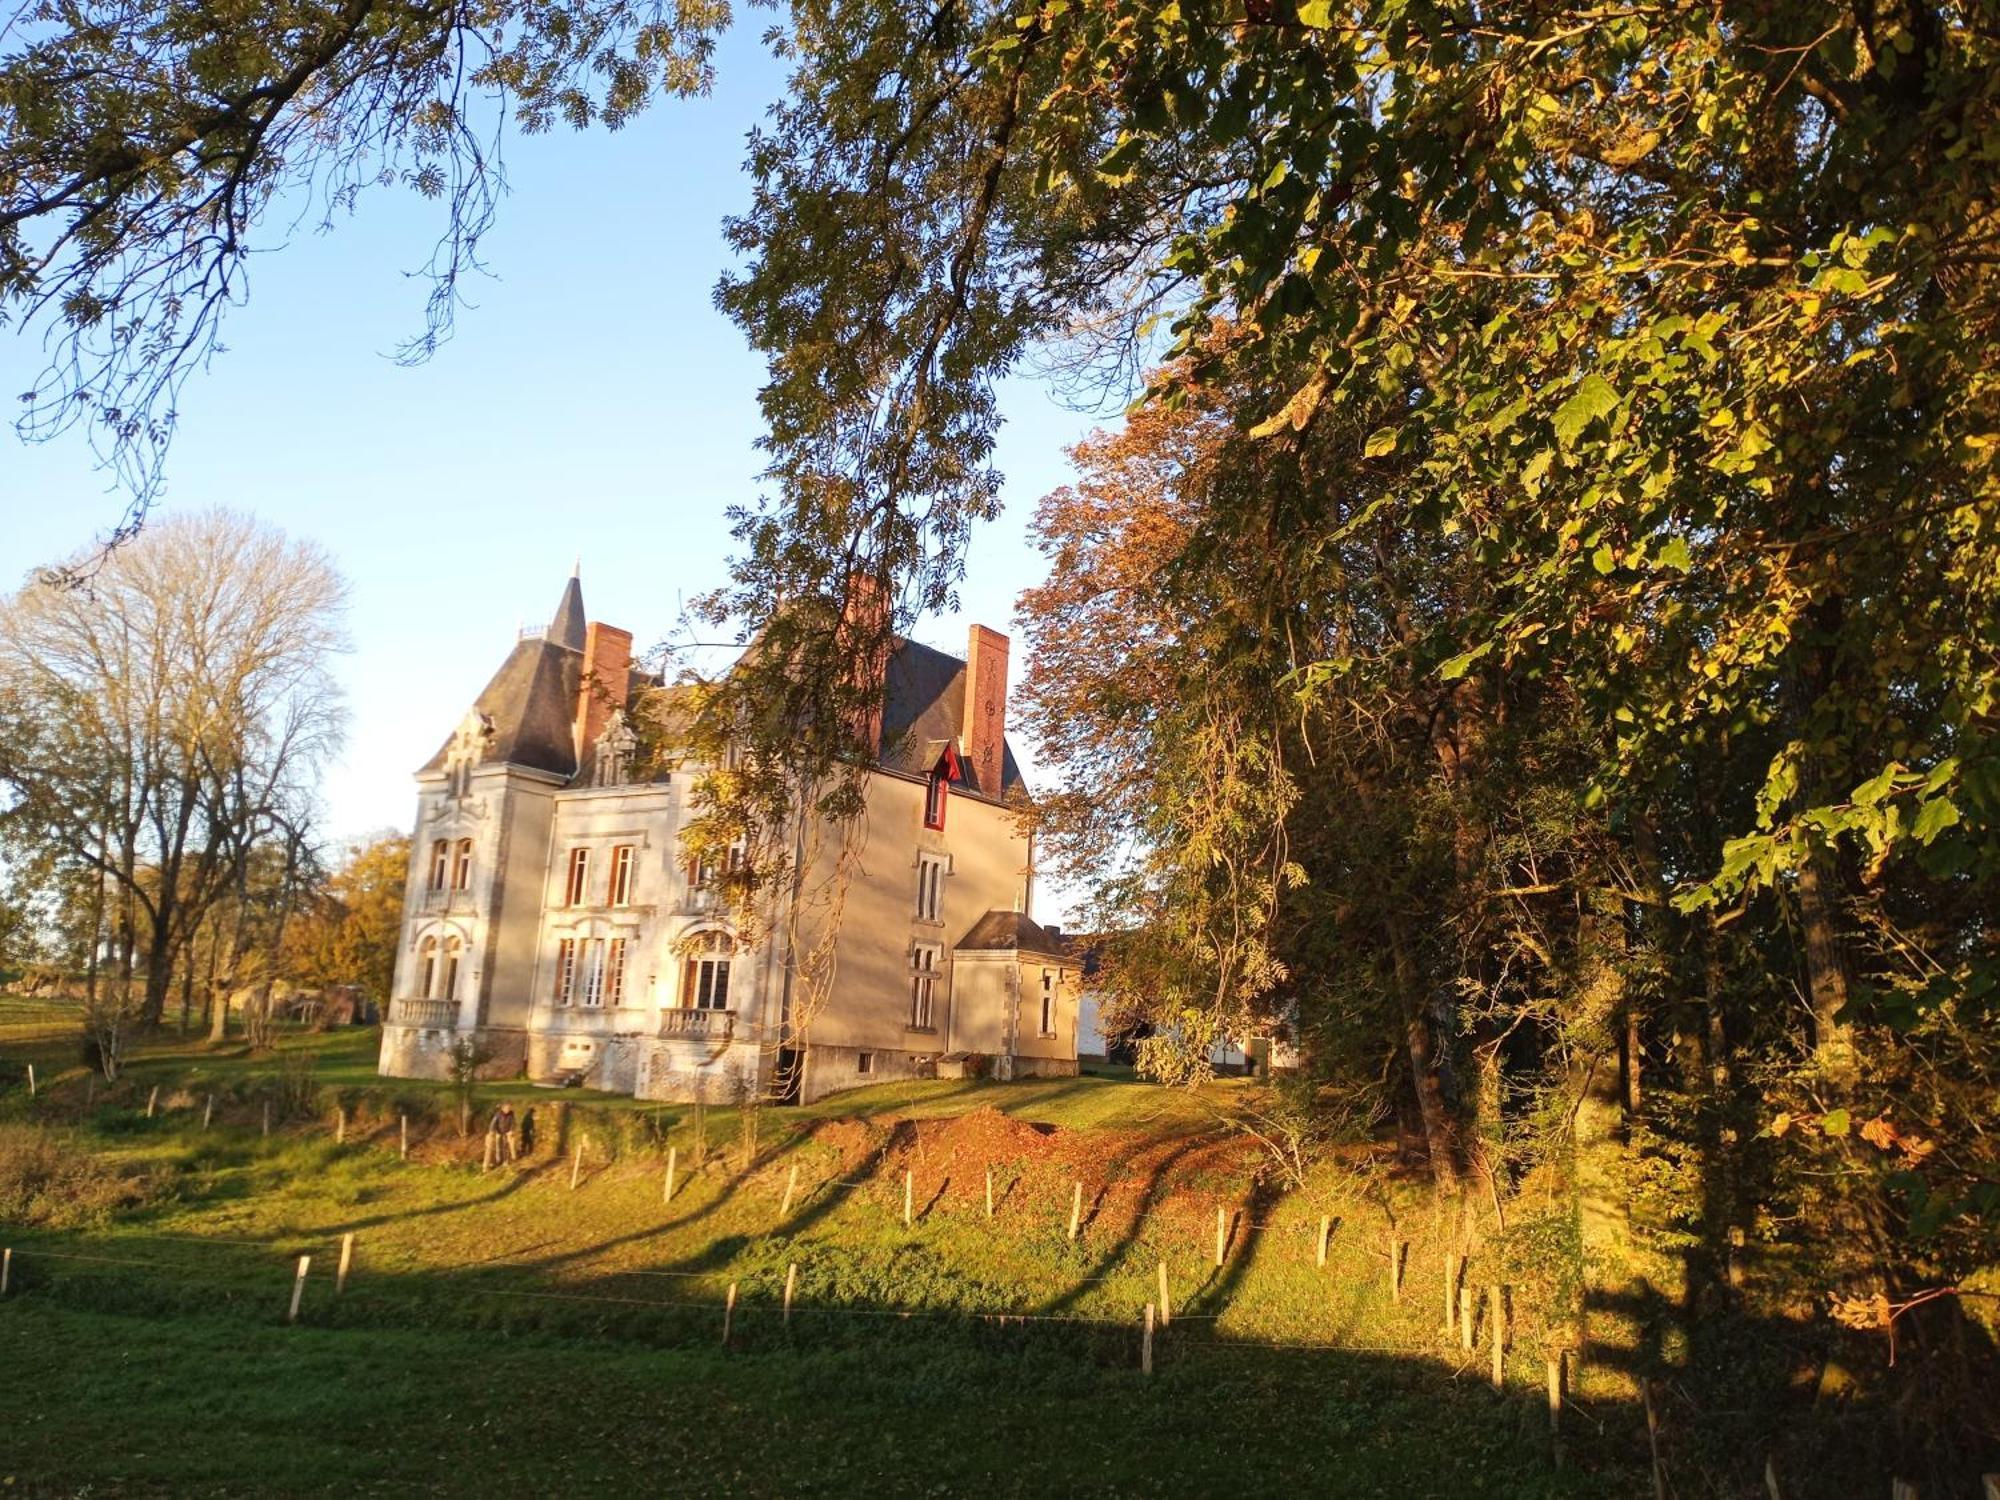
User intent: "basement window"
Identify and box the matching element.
[856,1052,874,1076]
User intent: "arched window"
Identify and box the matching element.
[427,840,450,891]
[441,937,463,1000]
[418,937,439,998]
[451,838,473,890]
[681,932,734,1011]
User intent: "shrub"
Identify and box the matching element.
[0,1123,151,1227]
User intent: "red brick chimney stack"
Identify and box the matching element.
[841,572,891,757]
[962,624,1009,796]
[575,620,633,768]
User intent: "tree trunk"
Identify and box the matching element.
[1387,915,1457,1193]
[1797,841,1857,1086]
[1574,900,1638,1364]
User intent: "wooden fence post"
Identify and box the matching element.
[903,1170,914,1227]
[1547,1350,1564,1467]
[985,1166,994,1219]
[722,1281,737,1345]
[203,1094,214,1129]
[1157,1261,1172,1328]
[1142,1302,1155,1375]
[664,1146,678,1204]
[25,1064,34,1097]
[262,1099,270,1137]
[400,1114,409,1162]
[335,1105,346,1145]
[1316,1215,1331,1270]
[483,1131,496,1172]
[1068,1182,1083,1242]
[288,1255,311,1324]
[1443,1251,1459,1337]
[570,1136,586,1190]
[1641,1377,1665,1500]
[781,1163,799,1218]
[1489,1285,1505,1389]
[1215,1206,1227,1267]
[784,1262,798,1325]
[146,1085,159,1118]
[1389,1236,1404,1303]
[336,1233,355,1295]
[2,1247,11,1296]
[1459,1285,1475,1351]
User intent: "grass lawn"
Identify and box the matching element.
[0,999,1640,1496]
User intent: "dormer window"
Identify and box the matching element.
[924,745,961,832]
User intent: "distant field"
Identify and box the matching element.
[0,1012,1637,1497]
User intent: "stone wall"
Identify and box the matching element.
[379,1024,526,1082]
[800,1043,937,1104]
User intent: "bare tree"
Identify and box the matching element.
[0,509,348,1037]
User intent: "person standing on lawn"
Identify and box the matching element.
[490,1102,519,1162]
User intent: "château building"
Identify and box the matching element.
[377,572,1080,1103]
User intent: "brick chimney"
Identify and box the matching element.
[962,624,1009,796]
[574,620,633,769]
[840,572,891,757]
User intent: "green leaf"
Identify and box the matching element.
[1295,0,1332,27]
[1591,544,1616,574]
[1653,536,1693,572]
[1821,1108,1851,1138]
[1911,796,1961,844]
[1438,639,1495,681]
[1364,427,1398,458]
[1552,375,1621,451]
[1096,136,1145,181]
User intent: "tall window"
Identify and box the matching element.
[609,845,635,906]
[451,838,473,891]
[924,771,948,830]
[605,938,629,1006]
[580,939,607,1008]
[910,944,939,1029]
[1039,969,1056,1037]
[683,932,733,1010]
[418,936,439,997]
[427,840,450,891]
[553,937,578,1005]
[692,843,744,890]
[442,937,463,1000]
[564,846,591,906]
[915,853,947,922]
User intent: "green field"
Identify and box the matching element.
[0,1004,1636,1497]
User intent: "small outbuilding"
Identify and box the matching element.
[950,911,1081,1081]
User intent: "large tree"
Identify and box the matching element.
[0,509,348,1032]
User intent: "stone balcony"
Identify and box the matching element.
[390,998,459,1028]
[658,1007,734,1042]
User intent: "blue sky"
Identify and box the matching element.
[0,24,1110,899]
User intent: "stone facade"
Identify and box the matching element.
[377,573,1081,1104]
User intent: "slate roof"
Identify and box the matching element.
[879,637,1024,797]
[423,577,1024,795]
[548,572,587,652]
[419,635,581,778]
[955,910,1072,962]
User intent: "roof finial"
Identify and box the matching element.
[572,555,581,579]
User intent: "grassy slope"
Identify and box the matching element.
[0,1003,1630,1497]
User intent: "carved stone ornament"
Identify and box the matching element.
[593,707,638,787]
